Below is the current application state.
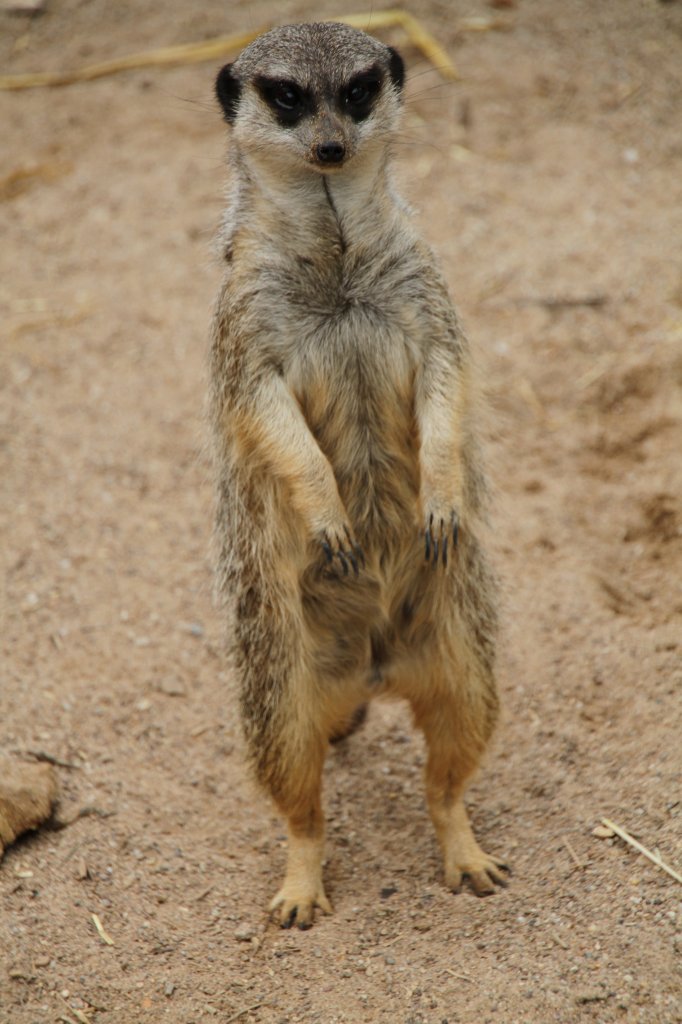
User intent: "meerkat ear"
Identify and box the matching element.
[387,47,405,93]
[215,64,241,123]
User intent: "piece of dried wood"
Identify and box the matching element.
[601,817,682,885]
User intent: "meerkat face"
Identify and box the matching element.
[216,22,404,176]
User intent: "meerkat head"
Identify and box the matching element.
[215,22,404,177]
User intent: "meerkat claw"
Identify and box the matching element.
[424,512,434,562]
[321,540,334,564]
[282,907,298,929]
[451,511,459,548]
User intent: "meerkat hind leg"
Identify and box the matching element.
[411,672,509,896]
[268,741,332,929]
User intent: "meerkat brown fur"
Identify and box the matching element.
[210,22,507,929]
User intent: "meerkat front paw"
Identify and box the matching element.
[318,523,365,577]
[423,508,459,568]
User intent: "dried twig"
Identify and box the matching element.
[515,378,545,419]
[20,749,80,769]
[443,967,473,982]
[550,931,569,950]
[0,27,264,90]
[515,294,608,310]
[564,837,585,870]
[341,10,457,79]
[225,1002,262,1024]
[601,818,682,885]
[59,994,91,1024]
[91,913,114,946]
[0,160,73,200]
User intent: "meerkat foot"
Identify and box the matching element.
[436,799,509,897]
[269,832,332,929]
[269,879,333,930]
[445,848,509,896]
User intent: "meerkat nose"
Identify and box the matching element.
[316,141,346,165]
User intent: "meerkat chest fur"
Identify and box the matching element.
[251,188,430,517]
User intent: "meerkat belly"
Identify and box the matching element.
[292,323,421,683]
[291,319,420,550]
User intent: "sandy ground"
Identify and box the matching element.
[1,1,681,1022]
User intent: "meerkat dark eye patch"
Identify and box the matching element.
[254,77,313,127]
[340,65,383,122]
[215,64,241,123]
[387,47,405,93]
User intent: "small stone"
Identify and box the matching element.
[164,981,175,998]
[592,825,615,839]
[159,678,187,697]
[575,989,610,1005]
[179,621,204,637]
[34,956,50,968]
[234,924,256,943]
[75,858,89,880]
[413,919,431,932]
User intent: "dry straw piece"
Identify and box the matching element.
[0,10,457,92]
[601,817,682,886]
[90,913,114,946]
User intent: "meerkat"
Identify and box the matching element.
[210,21,507,929]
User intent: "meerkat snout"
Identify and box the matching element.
[316,141,346,164]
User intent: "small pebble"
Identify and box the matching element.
[159,678,187,697]
[234,924,256,942]
[575,989,609,1005]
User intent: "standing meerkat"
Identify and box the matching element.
[210,21,507,929]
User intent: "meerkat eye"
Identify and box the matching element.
[341,68,382,122]
[272,82,301,112]
[349,82,370,105]
[255,76,309,126]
